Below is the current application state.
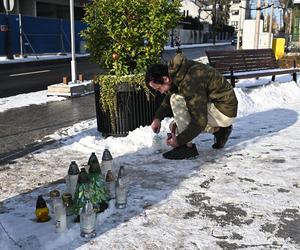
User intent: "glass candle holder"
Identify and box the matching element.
[62,193,73,216]
[49,190,61,214]
[115,166,128,209]
[55,203,67,233]
[80,200,96,238]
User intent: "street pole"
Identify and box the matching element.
[288,8,292,44]
[70,0,77,83]
[279,8,282,32]
[18,13,23,58]
[264,0,268,32]
[170,0,174,47]
[213,0,217,45]
[5,12,13,59]
[171,29,174,47]
[237,5,242,50]
[3,0,14,59]
[254,0,261,49]
[269,4,274,48]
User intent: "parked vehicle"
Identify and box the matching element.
[231,35,242,47]
[231,35,237,45]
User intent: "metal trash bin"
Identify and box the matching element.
[272,38,285,60]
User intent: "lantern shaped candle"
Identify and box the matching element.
[65,161,80,199]
[73,168,91,219]
[62,193,73,216]
[80,199,96,238]
[54,203,67,233]
[35,195,50,222]
[115,166,128,209]
[101,148,113,178]
[88,159,108,213]
[87,152,101,174]
[152,133,163,153]
[105,170,116,200]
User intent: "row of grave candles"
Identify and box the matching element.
[35,149,128,238]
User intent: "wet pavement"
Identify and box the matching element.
[0,94,95,164]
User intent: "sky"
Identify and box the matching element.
[0,58,300,249]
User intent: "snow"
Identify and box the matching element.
[0,90,66,113]
[0,80,95,112]
[1,59,300,249]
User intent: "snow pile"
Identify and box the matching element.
[0,90,66,112]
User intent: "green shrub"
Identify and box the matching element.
[81,0,181,76]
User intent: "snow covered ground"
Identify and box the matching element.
[1,67,300,249]
[0,91,66,112]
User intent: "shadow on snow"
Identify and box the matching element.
[0,108,298,249]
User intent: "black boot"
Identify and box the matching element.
[212,125,232,149]
[163,144,199,160]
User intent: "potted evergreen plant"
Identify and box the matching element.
[81,0,181,136]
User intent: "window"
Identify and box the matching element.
[232,10,239,15]
[183,10,189,16]
[231,21,238,29]
[182,10,189,17]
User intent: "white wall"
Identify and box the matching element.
[199,5,212,24]
[242,20,271,49]
[174,29,204,44]
[259,32,273,49]
[180,0,199,17]
[242,19,263,49]
[229,0,249,31]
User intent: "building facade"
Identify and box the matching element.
[181,0,251,29]
[292,1,300,43]
[0,0,85,20]
[180,0,213,22]
[228,0,251,32]
[180,0,201,17]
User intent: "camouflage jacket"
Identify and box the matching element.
[154,53,238,146]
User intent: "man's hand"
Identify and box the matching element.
[151,118,161,133]
[166,133,179,148]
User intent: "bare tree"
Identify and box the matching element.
[277,0,293,34]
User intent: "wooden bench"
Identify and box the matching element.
[205,49,300,87]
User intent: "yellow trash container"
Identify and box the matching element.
[272,38,285,60]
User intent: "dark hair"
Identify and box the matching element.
[145,63,169,85]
